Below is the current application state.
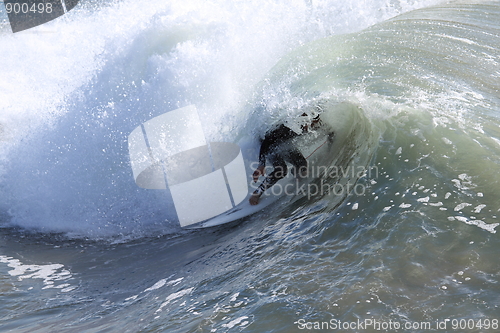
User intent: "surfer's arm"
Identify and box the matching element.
[258,139,271,167]
[253,141,270,182]
[252,165,265,182]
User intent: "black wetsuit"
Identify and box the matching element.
[255,124,307,195]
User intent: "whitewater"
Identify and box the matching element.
[1,0,499,332]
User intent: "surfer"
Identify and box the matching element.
[249,111,322,205]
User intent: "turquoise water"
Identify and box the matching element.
[1,0,499,332]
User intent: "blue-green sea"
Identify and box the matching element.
[1,0,499,332]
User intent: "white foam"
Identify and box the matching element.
[0,255,74,291]
[442,137,453,145]
[417,196,430,203]
[473,204,486,213]
[230,292,240,302]
[222,316,249,329]
[145,279,168,292]
[454,203,472,212]
[155,287,194,313]
[125,295,139,301]
[144,277,185,296]
[449,216,499,234]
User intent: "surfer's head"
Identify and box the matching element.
[298,109,322,132]
[283,105,323,134]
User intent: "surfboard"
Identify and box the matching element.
[184,127,334,229]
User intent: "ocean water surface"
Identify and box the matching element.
[1,0,499,332]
